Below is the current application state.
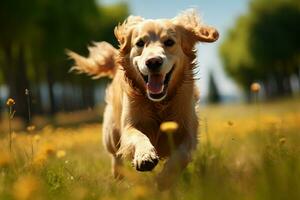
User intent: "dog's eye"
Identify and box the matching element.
[136,40,145,48]
[164,39,175,47]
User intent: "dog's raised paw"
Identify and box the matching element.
[136,158,159,171]
[133,148,159,171]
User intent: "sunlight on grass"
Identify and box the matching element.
[1,99,300,200]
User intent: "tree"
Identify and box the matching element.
[0,0,128,120]
[207,71,221,103]
[0,0,39,121]
[220,0,300,98]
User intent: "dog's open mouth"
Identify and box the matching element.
[140,66,174,101]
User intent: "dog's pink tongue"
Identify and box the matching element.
[147,74,164,94]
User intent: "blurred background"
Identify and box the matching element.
[0,0,299,131]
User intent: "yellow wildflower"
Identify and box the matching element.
[32,154,47,167]
[33,134,41,142]
[13,175,41,200]
[43,144,56,156]
[34,144,55,163]
[6,98,15,106]
[33,144,56,167]
[56,150,66,158]
[250,82,261,93]
[160,121,179,133]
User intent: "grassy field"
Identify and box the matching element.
[1,98,300,200]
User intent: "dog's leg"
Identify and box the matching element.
[119,127,159,171]
[156,141,193,190]
[111,154,123,179]
[102,105,124,178]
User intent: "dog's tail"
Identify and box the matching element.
[67,42,118,79]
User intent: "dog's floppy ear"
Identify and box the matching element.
[173,9,219,43]
[114,16,144,52]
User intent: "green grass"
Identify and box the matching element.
[0,98,300,200]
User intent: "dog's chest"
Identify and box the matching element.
[138,104,184,134]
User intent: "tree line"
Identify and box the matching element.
[0,0,128,120]
[220,0,300,99]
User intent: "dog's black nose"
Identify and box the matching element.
[146,57,163,71]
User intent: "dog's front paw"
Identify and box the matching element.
[133,147,159,171]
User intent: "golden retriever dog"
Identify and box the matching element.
[68,9,218,189]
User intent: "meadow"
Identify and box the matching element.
[0,98,300,200]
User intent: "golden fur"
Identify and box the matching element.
[68,9,218,189]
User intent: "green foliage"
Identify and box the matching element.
[98,3,129,46]
[220,0,300,97]
[249,0,300,72]
[0,0,128,117]
[220,16,257,90]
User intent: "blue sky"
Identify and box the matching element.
[101,0,249,98]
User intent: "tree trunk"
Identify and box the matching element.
[82,84,95,109]
[298,66,300,92]
[31,61,43,115]
[46,65,56,115]
[0,99,3,122]
[17,44,30,123]
[274,73,285,97]
[3,43,30,122]
[283,76,292,95]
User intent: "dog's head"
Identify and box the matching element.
[115,9,219,102]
